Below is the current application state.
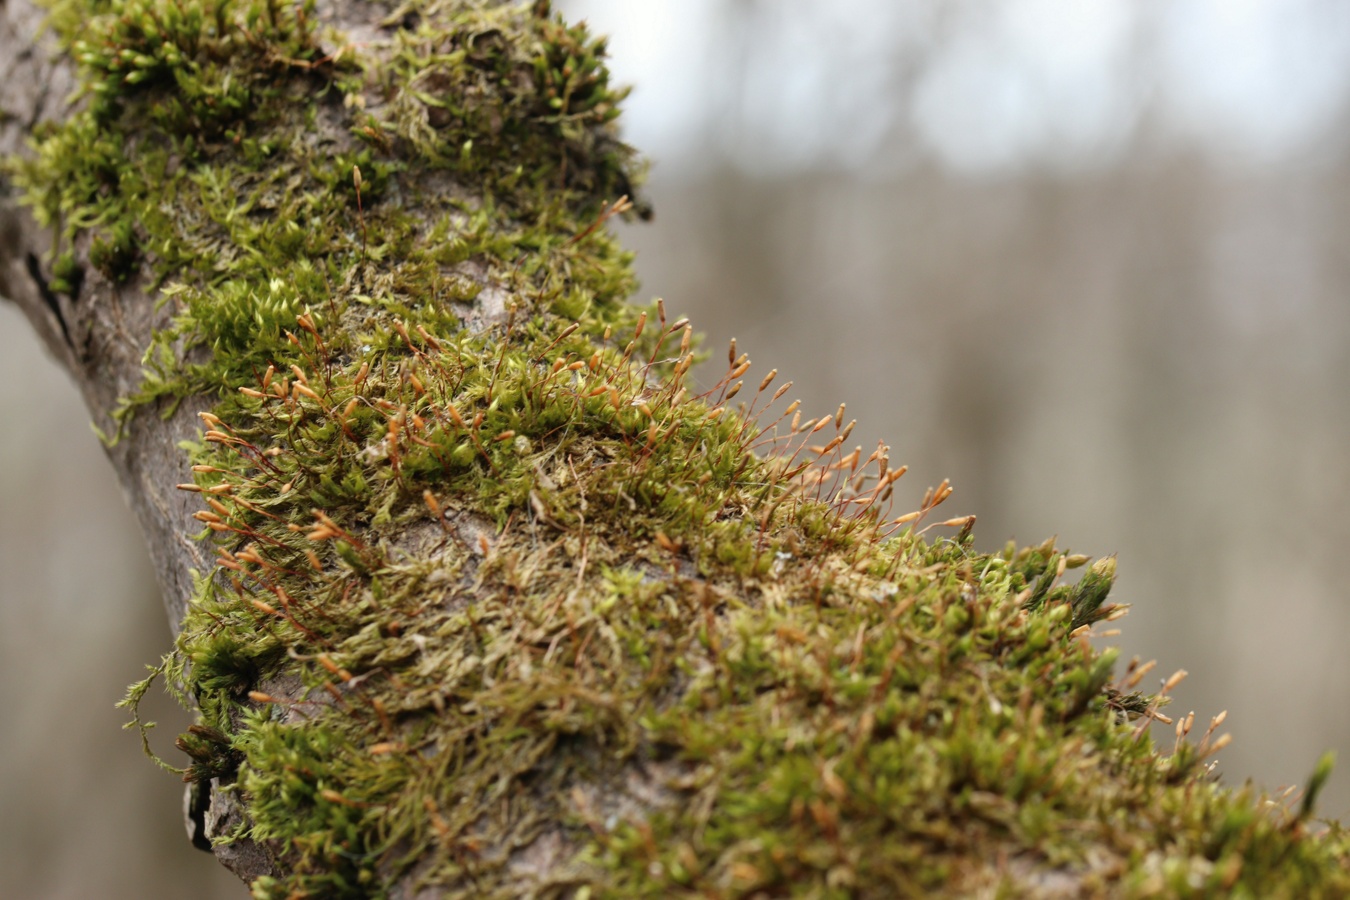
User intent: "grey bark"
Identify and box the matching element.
[1,0,269,880]
[1,0,419,629]
[1,0,214,629]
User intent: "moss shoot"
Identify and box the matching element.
[10,0,1350,897]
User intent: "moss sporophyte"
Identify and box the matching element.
[11,0,1350,896]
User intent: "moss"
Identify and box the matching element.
[10,0,1350,897]
[49,249,82,294]
[89,217,140,282]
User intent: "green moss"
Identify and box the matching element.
[9,0,1350,896]
[89,217,140,281]
[49,249,81,294]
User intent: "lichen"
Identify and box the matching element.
[10,0,1350,897]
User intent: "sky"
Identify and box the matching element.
[558,0,1350,175]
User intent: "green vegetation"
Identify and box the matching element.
[9,0,1350,896]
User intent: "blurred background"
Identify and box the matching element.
[4,0,1350,894]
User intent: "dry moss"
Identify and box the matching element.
[10,0,1350,897]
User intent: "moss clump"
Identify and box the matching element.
[11,0,1350,897]
[12,0,645,420]
[379,0,648,217]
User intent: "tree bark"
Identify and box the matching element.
[2,0,216,626]
[4,0,1350,897]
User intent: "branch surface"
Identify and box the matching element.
[4,1,1350,898]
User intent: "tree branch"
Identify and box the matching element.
[4,0,1350,896]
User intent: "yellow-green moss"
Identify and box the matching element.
[11,1,1350,897]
